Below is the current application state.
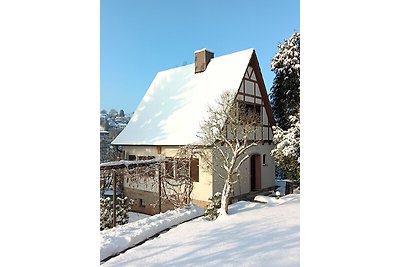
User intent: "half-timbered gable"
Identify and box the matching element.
[235,52,275,143]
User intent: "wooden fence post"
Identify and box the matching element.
[112,170,116,228]
[158,164,162,214]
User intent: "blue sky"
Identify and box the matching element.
[101,0,299,114]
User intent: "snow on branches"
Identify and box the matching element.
[100,196,130,231]
[271,32,300,78]
[270,32,300,130]
[271,114,300,186]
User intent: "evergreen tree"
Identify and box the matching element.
[204,192,222,220]
[119,109,125,117]
[271,113,300,187]
[270,32,300,130]
[100,196,130,231]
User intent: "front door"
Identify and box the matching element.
[250,154,261,191]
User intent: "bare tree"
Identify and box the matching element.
[197,90,260,215]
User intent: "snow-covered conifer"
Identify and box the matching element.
[204,192,222,220]
[270,32,300,130]
[271,113,300,187]
[100,196,130,230]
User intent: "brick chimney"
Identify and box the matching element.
[194,48,214,73]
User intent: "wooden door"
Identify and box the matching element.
[250,154,261,191]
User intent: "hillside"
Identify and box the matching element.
[101,194,300,267]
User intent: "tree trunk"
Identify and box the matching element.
[220,175,232,215]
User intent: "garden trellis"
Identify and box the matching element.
[100,157,195,228]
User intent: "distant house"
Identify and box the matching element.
[100,128,111,163]
[100,129,109,141]
[112,48,276,212]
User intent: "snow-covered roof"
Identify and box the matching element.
[112,48,255,146]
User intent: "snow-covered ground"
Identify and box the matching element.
[102,194,300,267]
[100,205,204,262]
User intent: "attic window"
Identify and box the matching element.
[238,101,262,123]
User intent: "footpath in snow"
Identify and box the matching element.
[102,193,300,267]
[100,205,204,262]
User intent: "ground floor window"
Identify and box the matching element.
[164,157,199,182]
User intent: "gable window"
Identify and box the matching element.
[238,101,262,123]
[246,104,261,123]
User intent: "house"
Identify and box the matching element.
[112,48,276,213]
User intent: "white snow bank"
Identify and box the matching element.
[100,205,204,262]
[254,195,274,204]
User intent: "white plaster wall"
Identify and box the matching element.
[192,148,213,202]
[244,80,254,94]
[235,144,275,195]
[121,145,213,203]
[211,143,275,196]
[255,83,261,96]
